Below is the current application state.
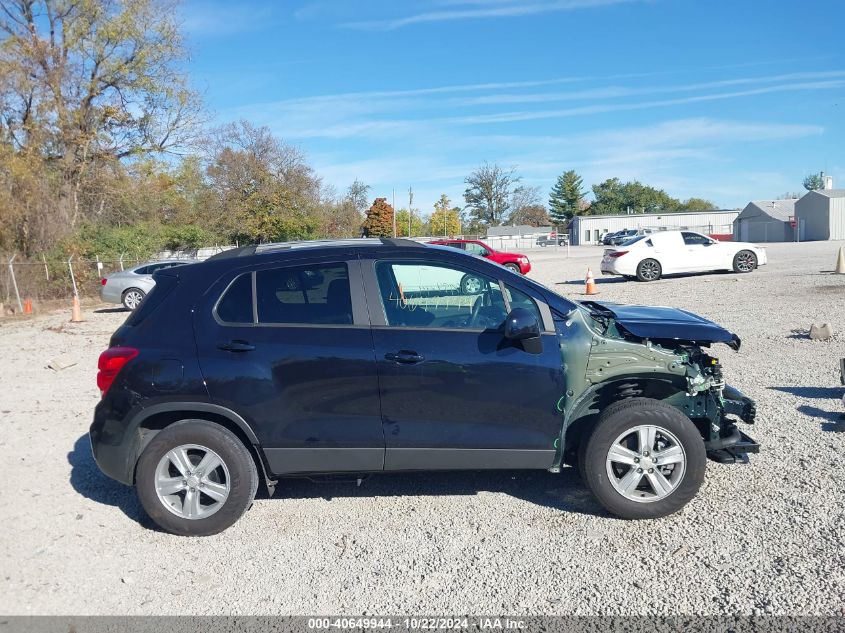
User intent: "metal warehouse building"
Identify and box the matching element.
[794,189,845,241]
[569,210,739,245]
[733,199,796,243]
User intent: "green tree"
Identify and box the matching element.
[677,197,717,212]
[363,197,395,237]
[803,172,824,191]
[429,194,461,236]
[395,208,425,237]
[548,170,585,222]
[464,162,519,226]
[590,178,679,215]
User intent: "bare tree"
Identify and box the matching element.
[463,162,519,227]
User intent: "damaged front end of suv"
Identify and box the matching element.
[553,300,758,471]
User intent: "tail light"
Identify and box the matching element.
[608,251,628,258]
[97,347,139,397]
[101,278,107,286]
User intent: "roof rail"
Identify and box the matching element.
[379,238,427,247]
[206,237,427,261]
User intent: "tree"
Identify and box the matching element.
[590,178,678,215]
[204,120,322,243]
[0,0,203,253]
[346,180,370,215]
[509,186,549,226]
[677,197,717,212]
[548,170,585,222]
[394,208,425,237]
[803,172,824,191]
[428,194,461,236]
[463,162,519,226]
[363,197,394,237]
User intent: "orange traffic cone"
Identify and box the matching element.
[585,268,598,295]
[23,299,32,314]
[70,295,83,322]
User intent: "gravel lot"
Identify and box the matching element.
[1,241,844,616]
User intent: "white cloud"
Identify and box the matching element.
[343,0,644,30]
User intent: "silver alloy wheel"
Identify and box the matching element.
[464,276,482,294]
[155,444,230,519]
[736,251,756,272]
[605,424,686,503]
[638,260,660,281]
[123,290,144,310]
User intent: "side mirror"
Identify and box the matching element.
[504,307,540,341]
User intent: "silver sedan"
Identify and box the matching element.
[100,260,194,310]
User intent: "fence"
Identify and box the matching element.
[1,234,572,311]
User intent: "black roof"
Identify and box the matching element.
[206,238,426,261]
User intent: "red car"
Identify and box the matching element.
[428,239,531,274]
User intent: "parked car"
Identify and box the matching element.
[601,231,622,245]
[536,233,568,247]
[600,230,767,281]
[100,260,194,310]
[608,229,640,245]
[428,239,531,274]
[90,238,758,535]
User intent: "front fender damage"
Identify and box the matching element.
[553,306,759,469]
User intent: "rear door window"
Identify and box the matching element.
[464,242,490,256]
[256,263,352,325]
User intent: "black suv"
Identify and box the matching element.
[91,238,757,535]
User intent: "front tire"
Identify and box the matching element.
[503,263,521,274]
[136,420,258,536]
[580,398,706,519]
[636,259,662,282]
[122,288,145,310]
[733,250,757,273]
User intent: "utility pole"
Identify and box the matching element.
[392,188,397,238]
[408,187,413,238]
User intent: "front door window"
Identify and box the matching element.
[374,261,538,330]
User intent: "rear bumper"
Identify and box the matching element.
[99,284,123,304]
[89,400,140,486]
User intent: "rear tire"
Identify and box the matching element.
[636,259,662,282]
[122,288,145,310]
[136,420,258,536]
[732,250,757,273]
[579,398,706,519]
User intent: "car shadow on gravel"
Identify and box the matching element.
[276,468,609,517]
[68,434,609,522]
[557,271,730,286]
[797,405,845,431]
[771,386,843,398]
[68,434,157,528]
[93,307,129,314]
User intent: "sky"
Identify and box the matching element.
[181,0,845,215]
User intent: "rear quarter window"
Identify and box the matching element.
[215,273,254,324]
[125,274,178,326]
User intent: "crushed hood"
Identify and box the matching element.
[582,301,741,350]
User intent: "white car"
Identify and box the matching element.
[600,230,767,282]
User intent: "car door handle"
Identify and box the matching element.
[218,340,255,352]
[385,351,425,364]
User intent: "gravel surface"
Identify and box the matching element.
[1,241,844,616]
